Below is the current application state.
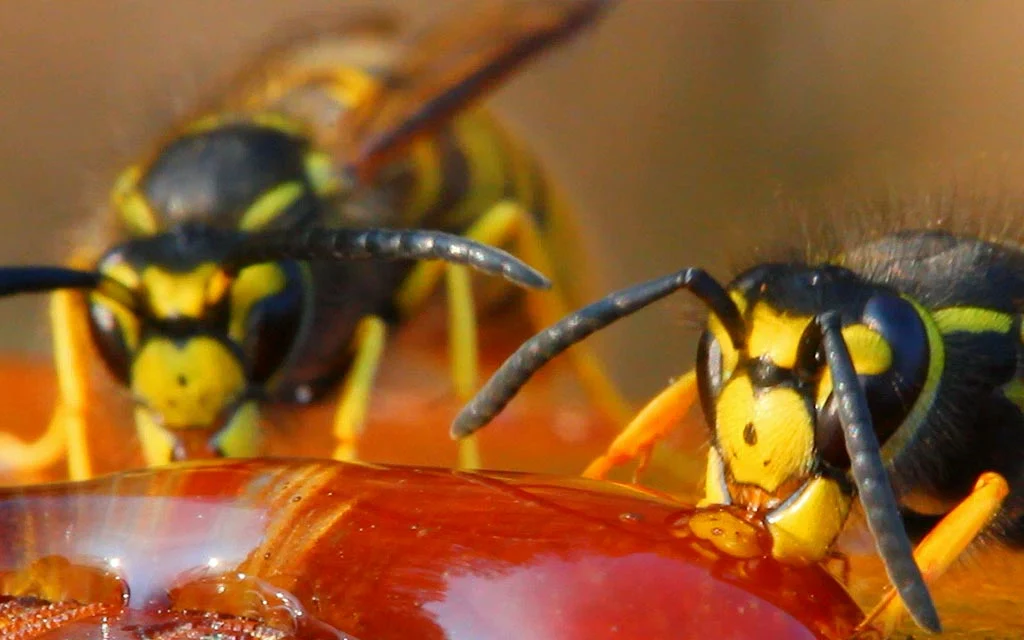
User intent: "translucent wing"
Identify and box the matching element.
[338,0,615,182]
[212,11,405,139]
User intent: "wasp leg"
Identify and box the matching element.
[51,287,96,481]
[583,369,699,481]
[856,471,1010,636]
[331,315,388,462]
[392,240,482,468]
[399,198,632,423]
[0,410,67,476]
[0,278,94,479]
[444,264,482,469]
[491,201,634,428]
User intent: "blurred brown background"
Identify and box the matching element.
[0,1,1023,400]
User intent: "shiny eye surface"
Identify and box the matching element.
[86,295,137,385]
[237,262,307,384]
[812,293,930,471]
[813,395,848,470]
[858,293,930,441]
[794,323,825,385]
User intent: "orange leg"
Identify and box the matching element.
[856,471,1010,637]
[0,253,96,480]
[583,369,699,481]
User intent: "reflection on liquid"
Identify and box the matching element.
[430,552,818,638]
[3,495,264,607]
[0,459,872,639]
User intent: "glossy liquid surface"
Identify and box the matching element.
[0,459,867,639]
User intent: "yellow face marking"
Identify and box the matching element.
[131,336,246,430]
[227,264,287,344]
[90,291,141,353]
[709,294,903,502]
[238,181,306,231]
[933,307,1013,335]
[135,408,178,466]
[705,291,747,376]
[111,165,159,236]
[205,270,232,307]
[815,323,893,406]
[715,374,815,492]
[304,151,343,197]
[745,303,811,369]
[135,401,263,465]
[699,447,730,506]
[141,264,220,320]
[210,401,263,458]
[91,260,143,351]
[765,475,852,563]
[101,260,140,290]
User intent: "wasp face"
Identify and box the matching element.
[87,115,345,465]
[696,264,931,561]
[85,228,309,465]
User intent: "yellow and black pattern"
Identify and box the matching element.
[0,0,629,478]
[452,223,1024,634]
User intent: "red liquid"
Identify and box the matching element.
[0,459,871,639]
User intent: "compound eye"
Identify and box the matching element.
[791,318,850,470]
[86,294,139,385]
[812,293,929,471]
[696,330,723,426]
[859,292,930,444]
[814,394,849,469]
[794,328,825,384]
[236,263,307,384]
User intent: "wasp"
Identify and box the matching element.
[453,218,1024,634]
[0,0,630,480]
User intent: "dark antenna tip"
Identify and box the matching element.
[817,310,940,633]
[451,267,745,437]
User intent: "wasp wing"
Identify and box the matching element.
[338,0,615,183]
[214,11,405,139]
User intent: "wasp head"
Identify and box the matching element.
[697,263,931,561]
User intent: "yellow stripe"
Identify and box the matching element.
[111,165,159,235]
[238,181,305,231]
[402,138,444,225]
[881,299,945,461]
[932,307,1013,335]
[182,112,306,138]
[250,112,306,137]
[1002,379,1024,412]
[304,151,343,198]
[490,114,537,213]
[228,264,288,343]
[181,113,225,136]
[447,110,510,228]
